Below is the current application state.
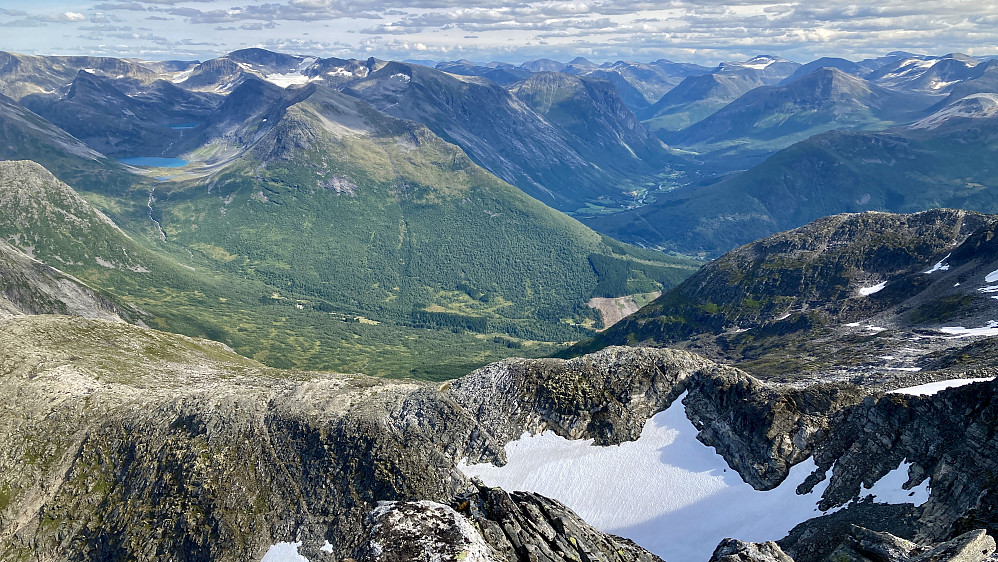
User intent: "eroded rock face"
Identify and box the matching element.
[911,530,996,562]
[822,526,995,562]
[448,346,711,450]
[0,316,489,561]
[807,380,998,544]
[684,365,866,489]
[0,323,687,562]
[448,346,869,491]
[831,525,927,562]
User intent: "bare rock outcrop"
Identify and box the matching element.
[709,539,794,562]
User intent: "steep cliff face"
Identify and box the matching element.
[0,238,124,320]
[806,379,998,544]
[448,346,712,448]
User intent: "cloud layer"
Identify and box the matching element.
[0,0,995,64]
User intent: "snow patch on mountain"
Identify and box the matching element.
[890,377,996,396]
[940,321,998,337]
[859,281,887,296]
[857,461,930,505]
[261,542,309,562]
[172,68,195,84]
[263,72,321,88]
[461,393,844,562]
[740,58,776,70]
[924,254,951,273]
[912,93,998,129]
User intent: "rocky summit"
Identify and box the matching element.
[1,311,997,561]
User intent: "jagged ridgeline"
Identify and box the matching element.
[0,72,698,377]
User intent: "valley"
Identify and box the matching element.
[0,51,704,377]
[1,42,998,562]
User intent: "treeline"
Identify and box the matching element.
[410,308,488,332]
[588,252,698,298]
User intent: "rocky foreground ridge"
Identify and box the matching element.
[1,313,997,561]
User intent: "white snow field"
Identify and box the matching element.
[940,321,998,337]
[261,542,309,562]
[890,377,996,396]
[460,393,933,562]
[860,461,930,505]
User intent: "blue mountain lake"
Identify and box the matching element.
[119,157,189,168]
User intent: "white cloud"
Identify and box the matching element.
[38,11,88,22]
[0,0,996,64]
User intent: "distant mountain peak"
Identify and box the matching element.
[912,92,998,129]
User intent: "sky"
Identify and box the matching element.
[0,0,996,66]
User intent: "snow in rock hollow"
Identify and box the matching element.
[460,393,849,562]
[924,254,951,274]
[856,461,930,505]
[263,73,321,88]
[889,377,996,396]
[261,542,310,562]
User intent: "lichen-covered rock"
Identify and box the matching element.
[452,483,663,562]
[0,319,678,562]
[449,346,868,491]
[353,485,664,562]
[709,538,794,562]
[360,501,502,562]
[4,314,998,562]
[840,525,927,562]
[448,346,712,450]
[779,503,924,562]
[0,316,487,561]
[807,380,998,544]
[910,530,996,562]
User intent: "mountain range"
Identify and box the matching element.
[2,45,998,562]
[586,92,998,256]
[0,49,703,378]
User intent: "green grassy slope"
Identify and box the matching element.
[150,87,699,339]
[0,83,701,379]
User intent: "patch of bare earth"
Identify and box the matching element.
[588,292,660,330]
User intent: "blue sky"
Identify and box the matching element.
[1,0,996,64]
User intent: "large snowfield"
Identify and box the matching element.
[261,386,956,562]
[459,393,928,562]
